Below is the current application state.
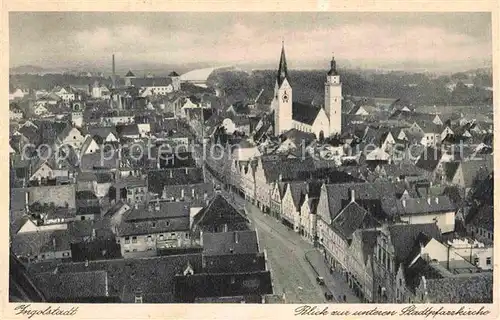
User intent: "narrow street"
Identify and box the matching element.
[219,186,360,304]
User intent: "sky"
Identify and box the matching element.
[9,12,492,72]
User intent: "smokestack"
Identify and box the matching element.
[112,54,116,88]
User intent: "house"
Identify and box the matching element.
[316,182,400,274]
[465,205,493,245]
[9,88,27,100]
[116,124,141,139]
[87,126,119,144]
[347,229,380,302]
[174,230,273,303]
[131,77,175,97]
[10,104,24,120]
[269,182,287,220]
[372,223,443,303]
[281,181,307,232]
[11,229,72,263]
[415,147,444,181]
[396,196,456,233]
[79,135,100,157]
[450,157,493,194]
[26,184,76,209]
[117,200,192,258]
[52,86,76,102]
[191,194,250,240]
[447,237,493,270]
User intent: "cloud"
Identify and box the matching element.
[10,15,492,71]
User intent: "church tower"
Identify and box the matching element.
[324,55,342,135]
[273,42,293,136]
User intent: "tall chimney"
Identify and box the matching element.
[112,54,116,88]
[350,189,356,203]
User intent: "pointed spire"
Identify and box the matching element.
[277,41,288,87]
[327,53,338,76]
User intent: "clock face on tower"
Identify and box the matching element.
[282,91,289,103]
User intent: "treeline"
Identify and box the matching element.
[10,74,111,91]
[207,69,493,107]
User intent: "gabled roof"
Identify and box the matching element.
[292,102,321,126]
[415,147,443,172]
[332,201,372,239]
[280,128,316,147]
[203,230,259,256]
[192,195,249,232]
[125,70,135,77]
[388,223,442,267]
[168,71,180,77]
[443,161,460,181]
[288,182,308,210]
[323,182,401,221]
[457,157,493,188]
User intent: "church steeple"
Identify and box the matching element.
[277,41,289,87]
[327,54,338,76]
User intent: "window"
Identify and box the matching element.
[63,252,70,257]
[132,236,137,243]
[159,234,164,240]
[147,236,152,242]
[486,257,491,265]
[125,237,130,244]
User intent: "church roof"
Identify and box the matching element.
[277,43,289,87]
[292,102,321,126]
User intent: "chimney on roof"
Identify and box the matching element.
[234,231,239,244]
[350,189,356,203]
[134,203,139,210]
[112,54,116,89]
[278,173,283,181]
[185,167,189,175]
[85,259,89,267]
[224,224,228,232]
[427,197,431,205]
[25,191,30,213]
[92,228,96,240]
[52,238,56,250]
[402,199,406,208]
[435,197,439,204]
[155,199,160,211]
[181,188,185,199]
[169,170,173,178]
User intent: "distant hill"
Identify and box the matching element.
[10,65,48,74]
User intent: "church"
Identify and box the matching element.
[271,43,342,138]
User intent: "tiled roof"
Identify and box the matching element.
[292,102,321,125]
[443,161,460,181]
[131,77,172,87]
[28,253,203,303]
[458,157,493,188]
[424,272,493,303]
[11,229,72,257]
[34,271,108,301]
[332,201,374,240]
[288,182,307,210]
[324,182,401,221]
[388,223,442,267]
[397,196,456,216]
[415,147,443,172]
[124,201,190,222]
[147,168,204,194]
[117,216,190,237]
[203,230,259,256]
[192,195,249,233]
